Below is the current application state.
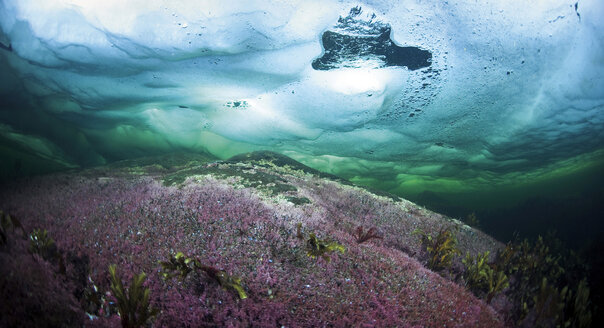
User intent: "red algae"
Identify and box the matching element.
[0,159,505,327]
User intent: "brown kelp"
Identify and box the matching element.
[108,264,158,328]
[413,227,460,271]
[159,252,247,299]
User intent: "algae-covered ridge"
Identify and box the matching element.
[161,152,311,204]
[161,150,337,185]
[4,150,594,327]
[95,150,401,205]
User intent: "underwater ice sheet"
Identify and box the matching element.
[0,0,603,195]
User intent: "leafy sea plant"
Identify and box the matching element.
[570,278,592,328]
[108,264,158,328]
[354,226,383,244]
[532,278,593,328]
[28,229,59,261]
[159,251,194,280]
[199,264,248,300]
[522,277,568,327]
[494,233,593,326]
[465,212,480,227]
[306,232,346,262]
[486,269,509,304]
[83,275,113,319]
[413,228,460,271]
[295,223,346,262]
[463,251,509,303]
[463,251,491,292]
[1,210,26,246]
[296,222,304,240]
[492,242,517,274]
[27,228,66,274]
[159,252,248,299]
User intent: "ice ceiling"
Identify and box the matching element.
[1,0,603,197]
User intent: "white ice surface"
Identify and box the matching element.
[0,0,603,190]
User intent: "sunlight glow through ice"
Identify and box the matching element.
[0,0,603,192]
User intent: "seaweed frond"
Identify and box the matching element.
[570,278,592,328]
[492,242,517,274]
[306,232,346,262]
[205,267,248,300]
[159,252,247,299]
[159,252,196,280]
[108,264,158,328]
[465,212,480,227]
[522,276,592,328]
[83,275,113,319]
[354,226,383,244]
[28,229,59,261]
[526,278,568,327]
[413,228,460,271]
[463,251,491,292]
[498,234,593,326]
[463,251,509,303]
[296,222,304,240]
[1,210,26,246]
[486,269,509,304]
[216,272,247,300]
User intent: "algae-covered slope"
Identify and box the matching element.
[1,152,504,327]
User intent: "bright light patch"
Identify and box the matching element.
[315,68,390,95]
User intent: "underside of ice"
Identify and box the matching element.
[0,0,603,194]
